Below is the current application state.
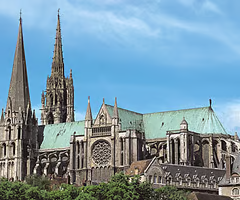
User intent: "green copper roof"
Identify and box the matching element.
[40,121,85,149]
[143,106,227,139]
[106,104,143,131]
[40,105,227,149]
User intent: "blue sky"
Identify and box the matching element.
[0,0,240,134]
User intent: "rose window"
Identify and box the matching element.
[92,141,111,166]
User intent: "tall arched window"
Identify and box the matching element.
[171,139,175,164]
[12,142,15,156]
[120,138,123,165]
[221,140,227,151]
[8,126,11,140]
[3,143,6,157]
[232,188,239,196]
[18,126,21,139]
[77,141,80,154]
[77,155,80,169]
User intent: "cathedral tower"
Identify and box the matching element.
[0,14,38,181]
[41,11,74,125]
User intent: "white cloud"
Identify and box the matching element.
[178,0,222,15]
[215,100,240,135]
[1,0,240,56]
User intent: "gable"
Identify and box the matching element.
[94,103,112,126]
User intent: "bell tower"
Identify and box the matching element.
[41,10,74,125]
[0,14,38,181]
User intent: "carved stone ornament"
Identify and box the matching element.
[92,140,111,166]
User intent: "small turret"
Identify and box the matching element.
[180,117,188,132]
[235,132,239,141]
[0,108,4,124]
[70,69,72,79]
[112,97,119,125]
[41,91,45,106]
[85,96,92,128]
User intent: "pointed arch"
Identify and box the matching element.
[47,112,54,124]
[12,142,16,156]
[2,143,6,157]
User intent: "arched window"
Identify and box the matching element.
[12,142,15,156]
[154,174,157,183]
[3,143,6,157]
[171,139,175,164]
[47,112,54,124]
[77,141,80,154]
[221,140,227,151]
[77,156,80,169]
[18,126,21,139]
[8,126,11,140]
[100,114,105,125]
[120,138,123,165]
[232,188,239,196]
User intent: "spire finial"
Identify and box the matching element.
[58,8,60,17]
[88,96,90,103]
[70,69,72,78]
[103,98,105,104]
[20,9,22,22]
[209,99,212,107]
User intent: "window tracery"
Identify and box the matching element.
[92,141,111,166]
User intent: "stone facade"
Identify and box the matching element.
[69,98,145,185]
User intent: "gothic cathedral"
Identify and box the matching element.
[0,12,240,195]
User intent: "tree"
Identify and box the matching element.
[154,186,189,200]
[25,174,50,191]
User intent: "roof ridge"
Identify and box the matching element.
[105,104,143,115]
[45,120,85,127]
[161,163,225,171]
[143,106,211,115]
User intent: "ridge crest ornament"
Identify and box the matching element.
[92,140,111,166]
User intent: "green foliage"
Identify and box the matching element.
[154,185,189,200]
[25,174,50,191]
[0,173,189,200]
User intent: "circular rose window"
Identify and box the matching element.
[92,141,111,166]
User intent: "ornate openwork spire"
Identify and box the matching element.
[51,9,64,76]
[6,13,31,113]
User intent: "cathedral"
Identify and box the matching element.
[1,13,240,194]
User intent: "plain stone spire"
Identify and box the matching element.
[85,96,92,121]
[6,15,31,113]
[113,97,119,119]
